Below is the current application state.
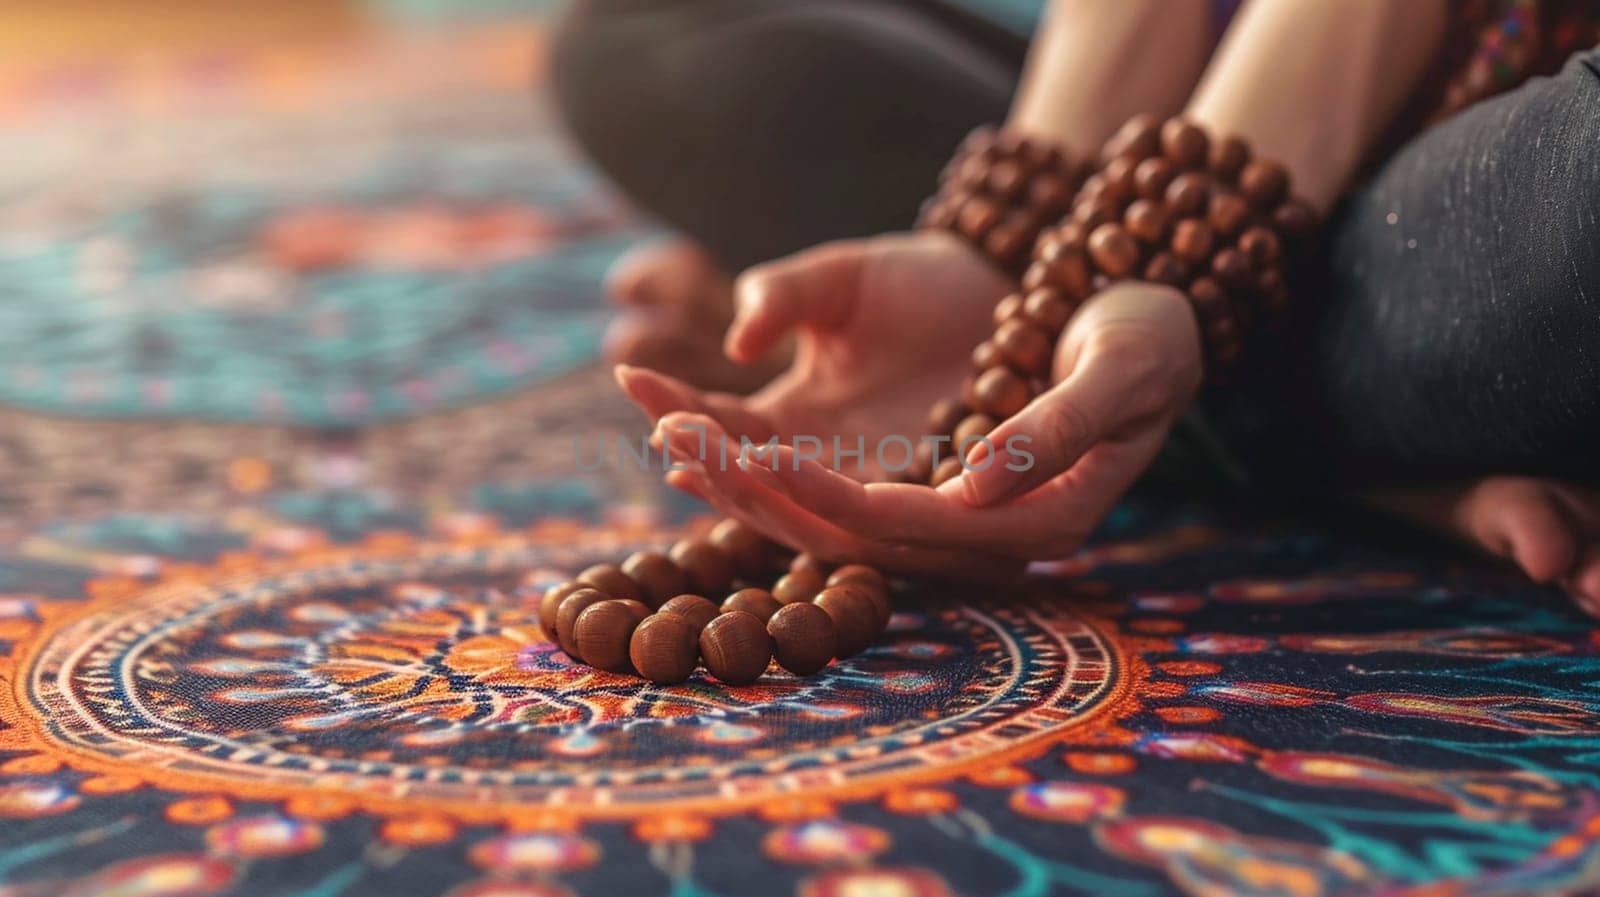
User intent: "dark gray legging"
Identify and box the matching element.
[551,0,1600,487]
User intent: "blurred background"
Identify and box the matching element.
[0,0,675,534]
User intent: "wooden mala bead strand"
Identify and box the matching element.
[918,126,1085,276]
[541,116,1317,686]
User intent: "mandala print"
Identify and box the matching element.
[4,504,1600,897]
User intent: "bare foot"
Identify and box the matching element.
[1368,476,1600,615]
[601,239,786,394]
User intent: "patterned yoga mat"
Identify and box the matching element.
[3,468,1600,897]
[5,5,1600,897]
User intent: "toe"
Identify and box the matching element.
[1459,478,1580,584]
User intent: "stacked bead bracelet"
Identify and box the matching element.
[902,115,1319,484]
[535,519,890,685]
[545,114,1319,682]
[916,126,1088,276]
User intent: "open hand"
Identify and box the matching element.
[618,230,1011,482]
[652,281,1204,576]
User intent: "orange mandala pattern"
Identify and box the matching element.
[6,534,1146,823]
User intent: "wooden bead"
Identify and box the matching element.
[991,293,1025,327]
[953,154,989,189]
[1071,197,1118,230]
[994,319,1054,375]
[970,340,1003,371]
[1207,135,1250,180]
[1237,227,1281,267]
[985,158,1027,200]
[659,593,720,634]
[1239,160,1289,208]
[1160,118,1209,169]
[707,518,771,579]
[960,374,981,410]
[952,413,995,449]
[826,564,887,594]
[1165,173,1210,218]
[814,585,884,657]
[1187,277,1229,322]
[1034,249,1092,299]
[1087,224,1141,279]
[1211,247,1253,288]
[1021,262,1050,293]
[984,222,1032,266]
[574,599,650,673]
[620,552,688,608]
[919,198,957,231]
[1099,155,1139,200]
[669,540,734,597]
[540,581,585,639]
[1170,219,1215,265]
[1022,287,1073,332]
[772,569,823,605]
[554,588,609,660]
[723,588,782,623]
[1272,200,1318,242]
[1133,157,1176,200]
[1257,269,1289,313]
[1143,252,1188,287]
[576,563,640,602]
[829,566,892,630]
[767,603,838,676]
[629,613,700,684]
[699,611,773,686]
[1207,191,1251,238]
[1054,220,1090,253]
[1028,173,1076,214]
[956,194,1001,239]
[1123,199,1170,245]
[974,367,1030,419]
[927,398,970,437]
[931,456,964,487]
[1102,113,1161,163]
[790,552,830,578]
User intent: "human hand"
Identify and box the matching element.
[653,281,1203,575]
[617,230,1012,482]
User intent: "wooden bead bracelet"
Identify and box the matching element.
[916,127,1087,276]
[546,116,1318,682]
[534,520,890,685]
[900,116,1319,483]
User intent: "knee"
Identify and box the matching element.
[547,1,675,145]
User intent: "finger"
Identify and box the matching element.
[957,342,1141,508]
[616,364,775,441]
[670,419,1019,578]
[724,243,863,363]
[664,469,710,502]
[763,429,1168,561]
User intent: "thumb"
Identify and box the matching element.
[956,349,1131,507]
[724,242,865,363]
